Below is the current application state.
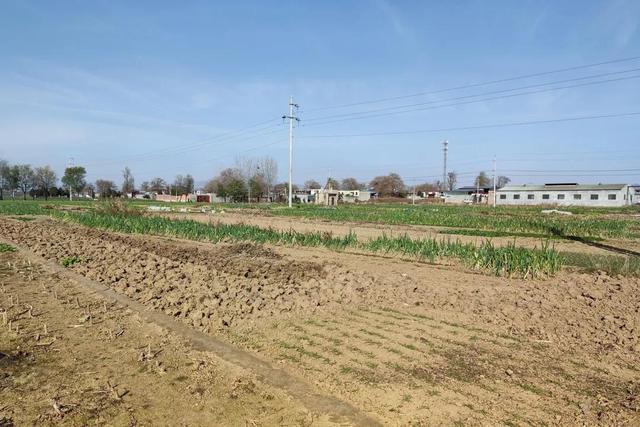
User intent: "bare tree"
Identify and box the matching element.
[172,174,194,195]
[122,167,135,195]
[14,164,35,200]
[304,179,321,189]
[235,156,257,201]
[258,156,278,201]
[96,179,117,197]
[414,182,439,194]
[369,172,406,197]
[85,182,96,199]
[34,166,57,200]
[148,177,167,193]
[341,177,364,191]
[235,156,255,183]
[325,177,340,190]
[447,171,458,191]
[496,176,511,188]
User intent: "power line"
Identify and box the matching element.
[130,131,289,175]
[500,168,640,173]
[301,73,640,127]
[85,121,283,166]
[298,111,640,139]
[503,173,639,178]
[303,67,640,122]
[302,55,640,112]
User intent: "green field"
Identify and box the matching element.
[0,199,562,277]
[1,199,639,276]
[3,199,639,241]
[263,203,640,239]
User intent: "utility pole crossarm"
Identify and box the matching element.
[283,96,300,208]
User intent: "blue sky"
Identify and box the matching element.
[1,0,639,187]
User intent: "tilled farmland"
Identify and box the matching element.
[1,215,639,425]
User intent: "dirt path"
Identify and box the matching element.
[163,211,626,256]
[1,216,638,425]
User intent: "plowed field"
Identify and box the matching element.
[1,216,638,425]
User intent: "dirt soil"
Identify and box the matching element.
[163,210,635,257]
[0,249,323,426]
[1,216,639,426]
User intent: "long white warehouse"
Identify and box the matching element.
[496,183,637,207]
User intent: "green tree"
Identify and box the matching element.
[475,171,490,187]
[62,166,87,199]
[226,178,247,202]
[249,174,266,199]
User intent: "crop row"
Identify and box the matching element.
[54,210,562,277]
[268,204,638,239]
[2,200,637,239]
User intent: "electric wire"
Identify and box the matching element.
[302,55,640,112]
[301,74,640,127]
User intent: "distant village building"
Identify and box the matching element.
[312,188,340,206]
[305,188,375,205]
[155,194,190,202]
[444,187,492,204]
[496,183,637,207]
[338,189,373,203]
[293,191,314,204]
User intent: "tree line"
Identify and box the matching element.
[0,159,204,200]
[0,156,510,201]
[0,160,66,200]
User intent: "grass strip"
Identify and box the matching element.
[562,251,640,277]
[440,228,604,242]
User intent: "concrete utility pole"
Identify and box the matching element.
[492,156,497,208]
[442,140,448,193]
[283,96,300,208]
